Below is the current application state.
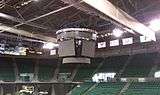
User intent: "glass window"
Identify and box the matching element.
[140,36,152,43]
[110,39,119,47]
[122,37,133,45]
[98,42,106,48]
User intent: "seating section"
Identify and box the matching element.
[16,58,35,81]
[0,52,157,82]
[74,58,102,81]
[123,82,160,95]
[98,55,128,73]
[72,82,160,95]
[0,57,15,82]
[85,82,125,95]
[71,82,125,95]
[16,58,35,74]
[38,59,58,81]
[122,53,156,77]
[71,83,95,95]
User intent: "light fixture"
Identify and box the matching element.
[104,34,108,36]
[149,19,160,31]
[112,28,123,37]
[43,42,59,49]
[0,13,8,18]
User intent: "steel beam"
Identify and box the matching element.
[0,13,49,30]
[15,1,81,27]
[82,0,156,41]
[0,24,57,42]
[0,33,45,43]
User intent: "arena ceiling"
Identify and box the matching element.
[0,0,160,44]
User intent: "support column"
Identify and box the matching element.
[34,84,39,95]
[52,62,61,82]
[51,85,56,95]
[70,65,79,81]
[0,85,4,95]
[15,84,20,95]
[33,59,39,82]
[54,84,66,95]
[13,84,16,95]
[12,58,20,82]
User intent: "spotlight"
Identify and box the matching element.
[43,42,59,49]
[149,19,160,31]
[112,28,123,37]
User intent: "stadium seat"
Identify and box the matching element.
[71,83,95,95]
[98,55,129,73]
[71,82,125,95]
[121,53,156,77]
[85,82,125,95]
[123,82,160,95]
[72,82,160,95]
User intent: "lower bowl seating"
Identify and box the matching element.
[123,82,160,95]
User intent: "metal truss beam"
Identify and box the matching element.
[0,13,49,30]
[82,0,156,41]
[0,24,57,42]
[15,1,82,27]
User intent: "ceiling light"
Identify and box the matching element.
[21,3,24,6]
[0,13,8,18]
[112,28,123,37]
[104,34,108,36]
[43,42,59,49]
[149,19,160,31]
